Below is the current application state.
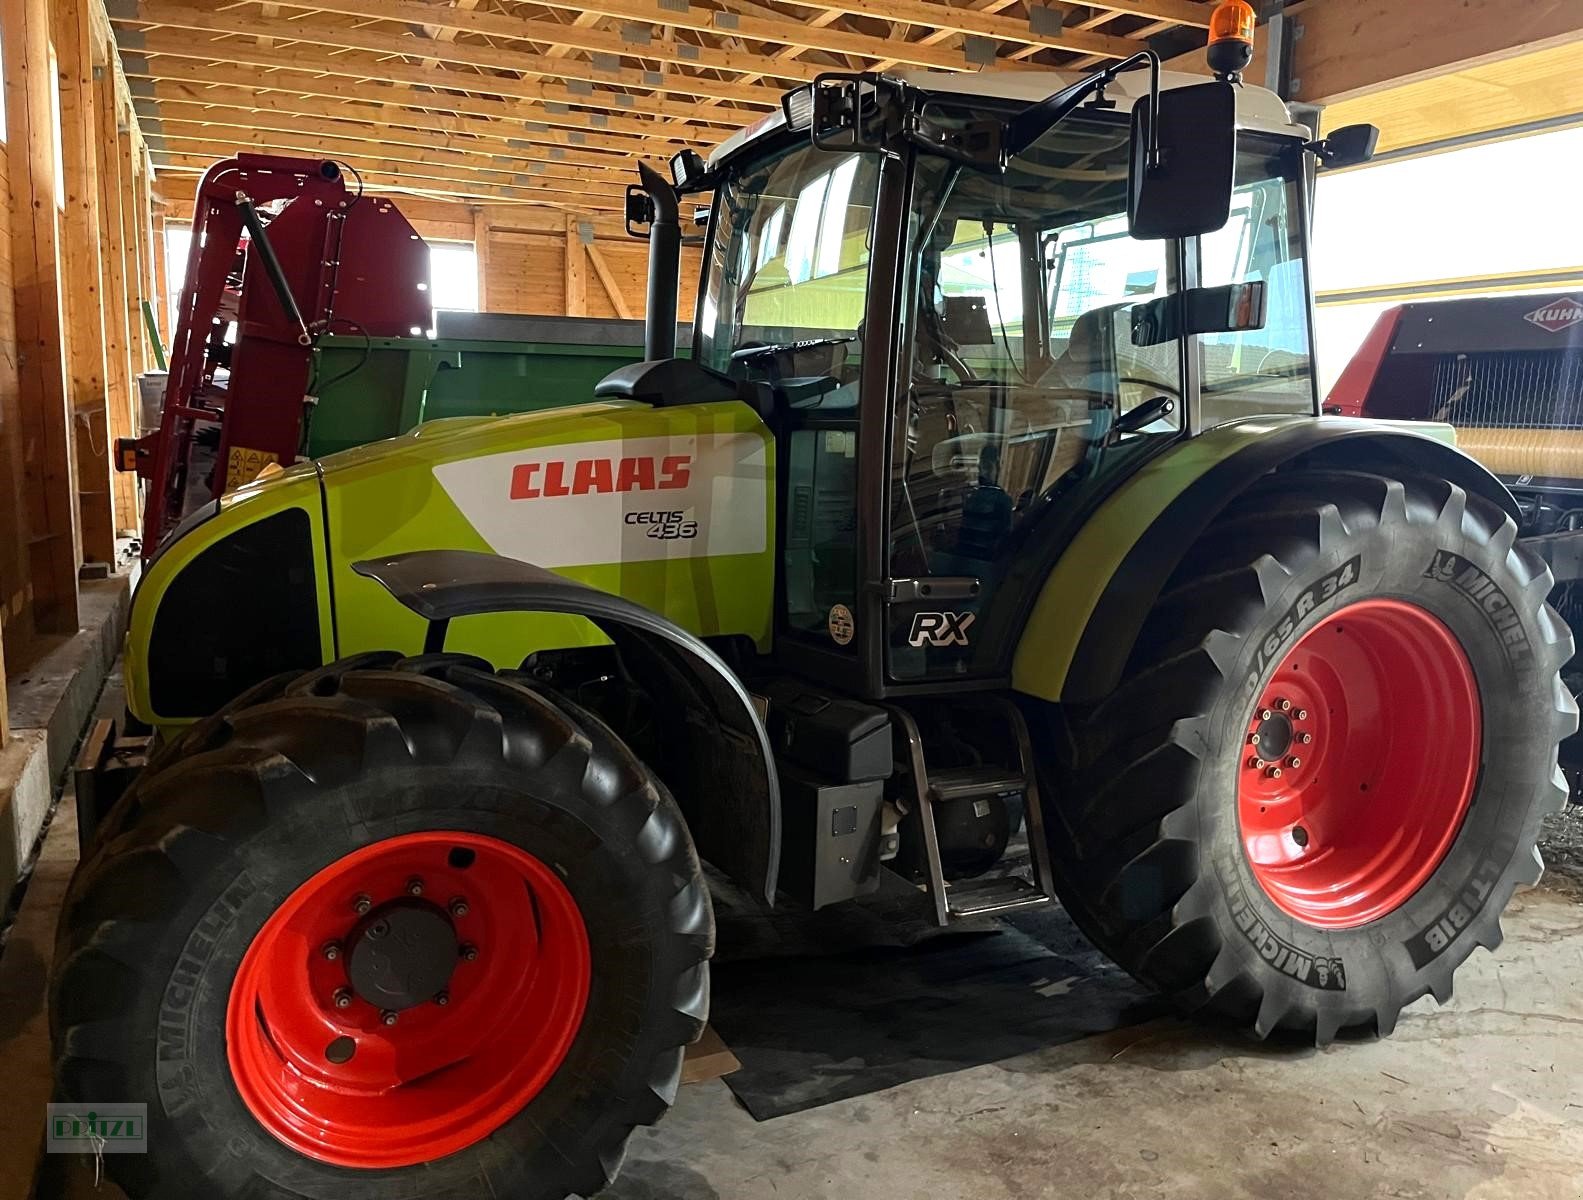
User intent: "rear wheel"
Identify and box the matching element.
[52,654,712,1199]
[1041,469,1576,1043]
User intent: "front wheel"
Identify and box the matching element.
[52,654,713,1199]
[1041,469,1576,1043]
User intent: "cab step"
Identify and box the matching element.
[889,699,1060,927]
[944,875,1052,919]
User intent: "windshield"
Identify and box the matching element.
[891,112,1181,679]
[696,141,880,406]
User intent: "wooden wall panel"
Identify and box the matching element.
[4,0,80,635]
[0,77,37,667]
[54,0,115,566]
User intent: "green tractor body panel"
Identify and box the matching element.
[324,399,775,666]
[126,398,775,730]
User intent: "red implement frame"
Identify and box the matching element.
[124,154,431,554]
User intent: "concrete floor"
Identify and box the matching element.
[606,866,1583,1200]
[23,813,1583,1200]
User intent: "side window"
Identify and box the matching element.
[1199,143,1315,426]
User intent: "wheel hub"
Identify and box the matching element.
[1235,599,1481,929]
[345,903,458,1011]
[226,831,591,1169]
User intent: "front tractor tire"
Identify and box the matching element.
[52,654,713,1200]
[1043,469,1576,1044]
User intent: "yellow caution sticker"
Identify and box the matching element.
[225,445,281,492]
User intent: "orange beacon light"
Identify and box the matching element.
[1207,0,1257,80]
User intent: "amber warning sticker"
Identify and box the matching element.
[224,445,280,491]
[433,432,769,569]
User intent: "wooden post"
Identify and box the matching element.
[118,125,147,377]
[94,43,138,534]
[563,212,586,317]
[4,0,81,632]
[472,206,491,312]
[52,0,114,566]
[150,210,169,347]
[0,629,8,743]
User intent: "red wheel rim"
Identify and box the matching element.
[226,831,590,1168]
[1236,599,1482,929]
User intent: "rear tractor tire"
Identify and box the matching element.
[1042,469,1576,1043]
[52,653,713,1200]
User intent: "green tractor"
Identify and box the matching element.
[54,29,1575,1200]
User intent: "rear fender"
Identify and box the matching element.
[1014,417,1519,705]
[353,549,780,903]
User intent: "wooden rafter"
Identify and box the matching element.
[112,0,1223,211]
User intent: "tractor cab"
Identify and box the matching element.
[627,58,1355,700]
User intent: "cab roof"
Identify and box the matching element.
[707,69,1308,170]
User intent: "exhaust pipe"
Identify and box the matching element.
[638,161,680,362]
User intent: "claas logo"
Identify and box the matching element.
[510,454,692,499]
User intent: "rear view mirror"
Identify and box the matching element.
[1130,281,1267,346]
[1308,123,1380,169]
[1128,81,1236,240]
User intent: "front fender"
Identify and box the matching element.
[353,549,781,904]
[1013,417,1517,705]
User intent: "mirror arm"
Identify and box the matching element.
[1005,50,1160,161]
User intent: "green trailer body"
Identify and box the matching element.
[306,315,692,457]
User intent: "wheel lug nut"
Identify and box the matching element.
[1296,710,1308,720]
[1260,709,1273,721]
[322,941,341,961]
[1247,756,1264,769]
[1276,698,1291,711]
[406,877,425,897]
[333,988,353,1009]
[1266,766,1283,779]
[1288,757,1301,769]
[460,944,478,962]
[449,897,469,918]
[353,894,371,915]
[380,1010,399,1026]
[1248,733,1260,746]
[1298,733,1312,744]
[434,991,450,1007]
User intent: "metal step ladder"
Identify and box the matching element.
[888,700,1059,926]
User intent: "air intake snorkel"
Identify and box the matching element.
[636,161,681,362]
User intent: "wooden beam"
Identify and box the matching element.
[472,206,492,311]
[143,89,642,173]
[150,112,635,186]
[290,0,1067,74]
[54,0,116,566]
[148,106,639,179]
[150,132,627,205]
[585,241,632,319]
[121,130,147,377]
[128,60,725,155]
[121,29,739,138]
[152,154,624,211]
[116,5,789,109]
[270,0,828,86]
[96,38,139,536]
[4,0,81,632]
[563,214,587,317]
[314,0,1151,61]
[1288,0,1583,104]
